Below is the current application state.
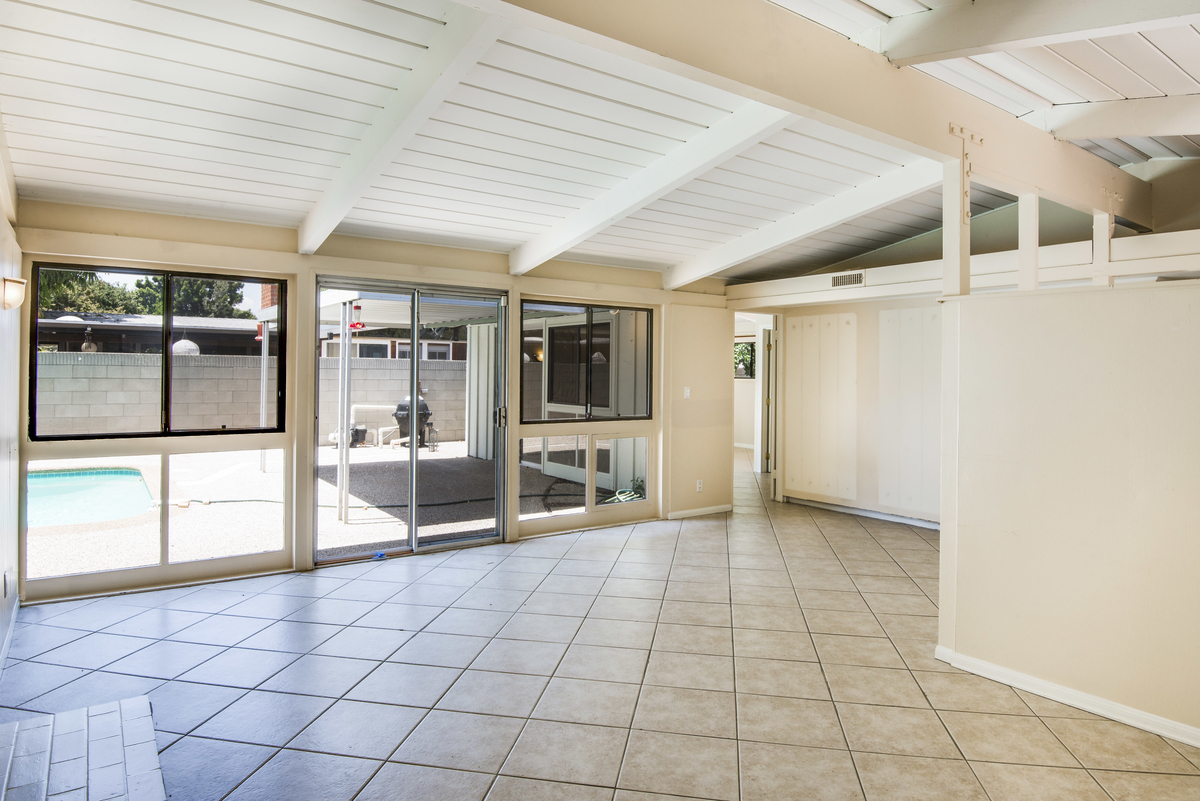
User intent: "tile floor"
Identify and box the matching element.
[3,449,1198,800]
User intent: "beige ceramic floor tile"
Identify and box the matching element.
[358,764,492,801]
[485,776,613,801]
[391,710,525,773]
[862,593,938,617]
[939,711,1080,766]
[1042,718,1200,773]
[730,585,800,607]
[891,639,959,673]
[1166,738,1200,770]
[652,623,733,656]
[796,590,870,613]
[803,610,886,637]
[736,693,845,749]
[875,613,937,640]
[853,752,989,801]
[556,644,649,684]
[913,672,1034,715]
[633,685,737,738]
[532,677,640,728]
[1091,769,1200,800]
[573,618,657,650]
[731,605,807,632]
[970,762,1111,801]
[643,651,734,692]
[586,596,662,623]
[665,581,730,604]
[658,601,732,627]
[732,629,817,662]
[739,741,864,801]
[837,703,959,759]
[734,657,829,700]
[468,639,566,676]
[824,664,929,708]
[617,730,739,801]
[436,670,549,718]
[812,634,904,668]
[501,719,628,787]
[1012,689,1100,720]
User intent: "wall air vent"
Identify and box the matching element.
[831,273,864,288]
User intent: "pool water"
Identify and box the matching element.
[27,469,154,528]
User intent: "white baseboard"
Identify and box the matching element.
[785,496,940,530]
[936,646,1200,748]
[0,600,18,678]
[667,504,733,520]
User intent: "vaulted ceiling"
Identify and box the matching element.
[0,0,1193,287]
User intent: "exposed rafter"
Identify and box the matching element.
[472,0,1151,227]
[1024,95,1200,141]
[0,97,16,225]
[662,159,943,290]
[507,103,795,275]
[877,0,1200,66]
[297,7,508,255]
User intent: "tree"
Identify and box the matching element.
[133,276,254,319]
[39,273,142,314]
[734,342,756,379]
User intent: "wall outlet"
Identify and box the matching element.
[684,386,690,399]
[696,479,703,492]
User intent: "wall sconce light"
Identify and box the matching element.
[2,277,27,310]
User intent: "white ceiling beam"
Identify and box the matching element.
[469,0,1151,227]
[508,103,795,275]
[663,159,943,290]
[0,97,17,225]
[1024,95,1200,141]
[878,0,1200,66]
[297,7,508,255]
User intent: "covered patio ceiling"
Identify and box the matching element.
[0,0,1182,287]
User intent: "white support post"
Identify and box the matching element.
[1018,193,1040,292]
[942,160,971,296]
[1093,211,1115,287]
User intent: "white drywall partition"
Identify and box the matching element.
[785,313,857,501]
[878,306,941,517]
[945,282,1200,738]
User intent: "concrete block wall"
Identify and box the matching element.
[34,354,468,441]
[35,353,278,436]
[316,357,466,444]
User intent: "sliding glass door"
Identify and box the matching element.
[314,280,506,562]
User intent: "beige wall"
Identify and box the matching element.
[666,304,734,516]
[0,218,20,651]
[780,296,940,522]
[733,378,755,448]
[948,282,1200,731]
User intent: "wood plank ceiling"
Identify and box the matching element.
[773,0,1200,167]
[0,0,959,286]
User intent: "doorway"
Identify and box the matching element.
[314,279,507,562]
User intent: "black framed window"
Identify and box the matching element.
[521,301,650,423]
[30,263,286,440]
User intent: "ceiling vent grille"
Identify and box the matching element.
[831,273,864,287]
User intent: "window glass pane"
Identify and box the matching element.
[596,437,648,505]
[171,276,282,432]
[34,267,163,437]
[168,450,285,563]
[589,309,650,420]
[358,342,388,359]
[26,455,161,578]
[520,302,649,422]
[426,343,450,360]
[519,437,586,520]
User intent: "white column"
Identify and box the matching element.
[942,161,971,296]
[1018,193,1040,292]
[1093,212,1115,287]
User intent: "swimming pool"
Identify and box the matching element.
[27,468,154,528]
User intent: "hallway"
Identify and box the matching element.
[1,450,1196,799]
